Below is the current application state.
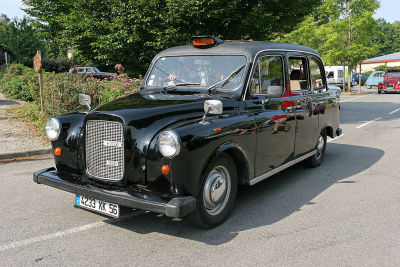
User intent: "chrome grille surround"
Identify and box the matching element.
[86,120,124,181]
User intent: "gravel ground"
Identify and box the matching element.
[0,92,50,156]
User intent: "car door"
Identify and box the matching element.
[287,53,319,157]
[245,52,296,176]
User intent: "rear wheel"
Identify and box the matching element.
[188,154,237,229]
[378,90,381,94]
[306,129,327,168]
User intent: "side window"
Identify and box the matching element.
[288,57,309,90]
[327,71,334,79]
[310,57,325,90]
[338,70,344,78]
[250,55,284,97]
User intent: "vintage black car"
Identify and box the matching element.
[34,36,341,228]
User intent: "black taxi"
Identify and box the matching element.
[34,36,341,228]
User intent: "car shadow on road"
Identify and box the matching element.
[340,101,400,124]
[109,143,384,245]
[0,99,20,106]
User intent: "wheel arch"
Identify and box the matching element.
[201,142,251,185]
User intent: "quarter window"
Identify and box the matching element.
[310,57,324,90]
[250,55,284,96]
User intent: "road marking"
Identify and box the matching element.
[356,117,382,129]
[0,211,144,252]
[341,95,366,102]
[328,134,344,143]
[388,107,400,115]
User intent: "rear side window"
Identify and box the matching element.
[338,70,344,78]
[288,57,309,90]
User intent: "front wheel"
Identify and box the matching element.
[188,154,237,229]
[306,129,327,168]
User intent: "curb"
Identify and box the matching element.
[0,149,52,160]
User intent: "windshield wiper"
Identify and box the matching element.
[207,64,246,95]
[163,82,200,92]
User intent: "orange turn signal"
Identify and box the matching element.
[54,147,62,156]
[161,165,170,175]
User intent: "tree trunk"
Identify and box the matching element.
[342,63,346,91]
[358,62,362,93]
[347,65,352,93]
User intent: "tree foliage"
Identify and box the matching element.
[0,14,46,65]
[23,0,321,75]
[374,19,400,56]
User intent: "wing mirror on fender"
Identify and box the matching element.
[79,94,92,111]
[201,100,223,124]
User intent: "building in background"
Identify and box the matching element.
[359,52,400,72]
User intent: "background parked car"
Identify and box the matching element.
[69,67,116,80]
[352,73,368,85]
[378,69,400,94]
[365,71,384,89]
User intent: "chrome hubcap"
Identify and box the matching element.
[203,166,231,216]
[316,135,325,158]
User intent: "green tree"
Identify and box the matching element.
[279,0,379,92]
[0,14,46,65]
[23,0,322,75]
[374,19,400,56]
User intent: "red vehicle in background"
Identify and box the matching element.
[378,69,400,94]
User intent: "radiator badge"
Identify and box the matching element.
[106,160,119,167]
[103,140,122,148]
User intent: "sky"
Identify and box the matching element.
[0,0,399,23]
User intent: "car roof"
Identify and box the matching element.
[155,41,320,61]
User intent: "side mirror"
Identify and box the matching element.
[201,100,223,124]
[204,100,223,115]
[79,94,91,111]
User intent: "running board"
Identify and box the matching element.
[249,150,317,186]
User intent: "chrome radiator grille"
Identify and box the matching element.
[86,120,124,181]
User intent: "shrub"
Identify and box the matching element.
[0,64,38,101]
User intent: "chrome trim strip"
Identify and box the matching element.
[249,150,317,186]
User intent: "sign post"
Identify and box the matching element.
[33,51,43,112]
[5,52,8,70]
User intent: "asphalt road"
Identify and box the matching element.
[1,90,400,266]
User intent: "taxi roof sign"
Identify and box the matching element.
[191,36,224,48]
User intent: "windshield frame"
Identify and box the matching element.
[142,54,250,95]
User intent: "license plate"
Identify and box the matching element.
[75,195,119,217]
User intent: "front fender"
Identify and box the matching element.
[146,111,256,196]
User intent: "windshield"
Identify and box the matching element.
[386,71,400,78]
[146,55,247,90]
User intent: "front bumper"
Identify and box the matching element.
[33,168,196,218]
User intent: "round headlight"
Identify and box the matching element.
[157,130,181,158]
[45,118,61,141]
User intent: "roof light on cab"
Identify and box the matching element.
[191,36,224,48]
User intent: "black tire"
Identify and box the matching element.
[306,129,327,168]
[188,154,238,229]
[378,90,381,94]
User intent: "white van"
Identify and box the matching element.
[325,66,347,88]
